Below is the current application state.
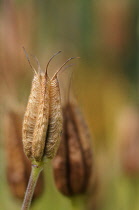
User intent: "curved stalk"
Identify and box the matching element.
[21,163,43,210]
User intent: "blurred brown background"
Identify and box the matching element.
[0,0,139,209]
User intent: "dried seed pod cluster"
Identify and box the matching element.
[53,102,93,196]
[4,110,44,200]
[22,51,76,163]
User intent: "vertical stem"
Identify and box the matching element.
[21,163,43,210]
[72,205,79,210]
[71,195,85,210]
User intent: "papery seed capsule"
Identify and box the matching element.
[22,49,42,160]
[45,74,63,159]
[4,110,44,200]
[22,50,77,162]
[22,73,41,159]
[70,102,93,181]
[45,57,76,159]
[32,74,50,161]
[53,102,93,196]
[22,49,51,162]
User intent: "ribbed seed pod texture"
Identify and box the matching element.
[22,70,51,162]
[32,75,50,161]
[53,102,93,196]
[45,75,63,159]
[71,103,93,182]
[22,53,76,162]
[22,73,41,159]
[4,110,44,200]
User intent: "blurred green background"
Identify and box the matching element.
[1,0,139,209]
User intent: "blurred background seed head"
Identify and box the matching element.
[1,0,139,210]
[4,108,44,200]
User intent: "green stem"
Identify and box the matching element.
[71,195,85,210]
[21,162,43,210]
[72,203,80,210]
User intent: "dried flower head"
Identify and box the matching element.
[22,50,77,163]
[4,109,44,200]
[53,102,93,196]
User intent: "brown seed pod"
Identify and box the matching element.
[22,48,42,160]
[44,75,62,159]
[22,49,52,162]
[53,102,93,196]
[22,73,41,159]
[22,49,78,162]
[32,74,50,161]
[45,57,77,159]
[4,109,44,200]
[70,102,93,181]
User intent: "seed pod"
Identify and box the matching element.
[22,48,52,162]
[4,110,44,200]
[44,74,63,159]
[32,74,50,161]
[22,73,41,159]
[71,103,93,181]
[45,58,76,159]
[22,50,76,162]
[53,102,93,196]
[23,70,50,162]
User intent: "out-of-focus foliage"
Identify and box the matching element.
[0,0,139,209]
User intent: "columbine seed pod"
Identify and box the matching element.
[22,50,76,162]
[22,72,42,159]
[22,48,43,160]
[45,58,77,159]
[31,72,50,161]
[22,53,51,162]
[23,69,50,162]
[53,102,93,196]
[44,72,62,159]
[4,110,44,200]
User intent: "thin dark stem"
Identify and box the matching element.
[21,164,43,210]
